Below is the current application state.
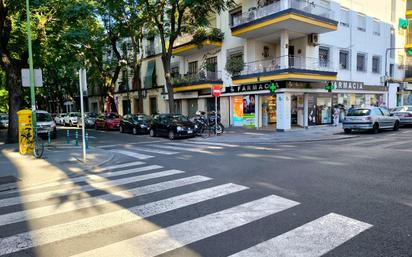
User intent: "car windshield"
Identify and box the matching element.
[347,109,371,116]
[107,114,119,119]
[37,113,52,122]
[132,115,149,122]
[171,115,188,122]
[0,116,7,121]
[87,113,97,118]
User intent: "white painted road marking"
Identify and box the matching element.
[72,195,300,257]
[126,147,178,155]
[0,168,177,209]
[187,141,239,147]
[228,213,372,257]
[0,172,196,226]
[148,144,212,154]
[15,164,158,193]
[111,149,154,159]
[166,142,223,149]
[0,179,244,255]
[93,161,145,172]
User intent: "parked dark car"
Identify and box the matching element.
[95,113,121,130]
[120,114,151,134]
[149,114,196,140]
[84,112,97,128]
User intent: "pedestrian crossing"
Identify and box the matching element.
[0,160,373,257]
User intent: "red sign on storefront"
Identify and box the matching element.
[212,85,221,97]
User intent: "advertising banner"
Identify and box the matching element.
[233,96,244,126]
[243,95,256,128]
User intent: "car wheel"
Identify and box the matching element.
[372,123,379,134]
[168,131,175,140]
[95,124,99,130]
[69,121,73,127]
[119,126,124,133]
[132,127,137,135]
[149,129,156,137]
[393,121,400,131]
[105,124,109,131]
[344,128,352,134]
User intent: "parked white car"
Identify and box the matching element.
[343,107,400,134]
[36,110,57,139]
[392,105,412,126]
[64,112,80,126]
[54,113,67,125]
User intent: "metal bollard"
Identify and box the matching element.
[85,132,89,149]
[47,130,51,145]
[66,130,70,144]
[75,130,79,146]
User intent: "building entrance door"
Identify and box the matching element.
[187,99,198,117]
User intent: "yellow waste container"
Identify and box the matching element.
[17,109,33,154]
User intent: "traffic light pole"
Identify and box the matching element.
[25,0,37,132]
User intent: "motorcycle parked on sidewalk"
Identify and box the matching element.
[192,111,224,138]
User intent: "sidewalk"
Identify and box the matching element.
[0,139,114,191]
[191,125,357,144]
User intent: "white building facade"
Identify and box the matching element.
[92,0,409,131]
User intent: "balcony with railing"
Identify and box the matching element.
[231,0,337,38]
[172,70,223,92]
[173,28,224,56]
[231,56,337,84]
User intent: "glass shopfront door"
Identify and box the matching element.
[261,95,276,128]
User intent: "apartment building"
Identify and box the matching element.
[93,0,409,131]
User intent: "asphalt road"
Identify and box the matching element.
[1,126,412,257]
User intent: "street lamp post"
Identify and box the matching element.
[25,0,37,131]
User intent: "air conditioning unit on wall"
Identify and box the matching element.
[308,33,319,46]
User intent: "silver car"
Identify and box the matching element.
[36,110,57,139]
[392,105,412,125]
[0,115,8,128]
[54,113,67,125]
[342,107,400,134]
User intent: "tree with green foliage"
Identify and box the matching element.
[142,0,233,113]
[0,0,104,142]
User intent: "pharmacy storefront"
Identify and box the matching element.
[222,80,387,131]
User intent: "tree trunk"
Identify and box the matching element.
[162,54,174,113]
[6,65,21,143]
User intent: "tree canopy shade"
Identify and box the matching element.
[142,0,234,113]
[0,0,106,142]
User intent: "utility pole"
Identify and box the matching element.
[25,0,37,132]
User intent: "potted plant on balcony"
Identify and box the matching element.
[192,28,208,48]
[225,57,244,76]
[208,28,224,42]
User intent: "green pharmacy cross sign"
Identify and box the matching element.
[269,81,277,95]
[325,81,335,92]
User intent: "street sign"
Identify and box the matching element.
[212,85,221,97]
[21,69,43,87]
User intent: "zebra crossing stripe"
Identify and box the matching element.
[72,195,300,257]
[228,213,372,257]
[0,183,246,256]
[0,168,178,209]
[187,141,238,147]
[111,149,154,159]
[147,144,212,153]
[15,165,162,194]
[0,173,201,227]
[92,161,145,172]
[166,142,223,149]
[126,147,178,155]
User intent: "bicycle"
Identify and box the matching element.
[20,127,44,158]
